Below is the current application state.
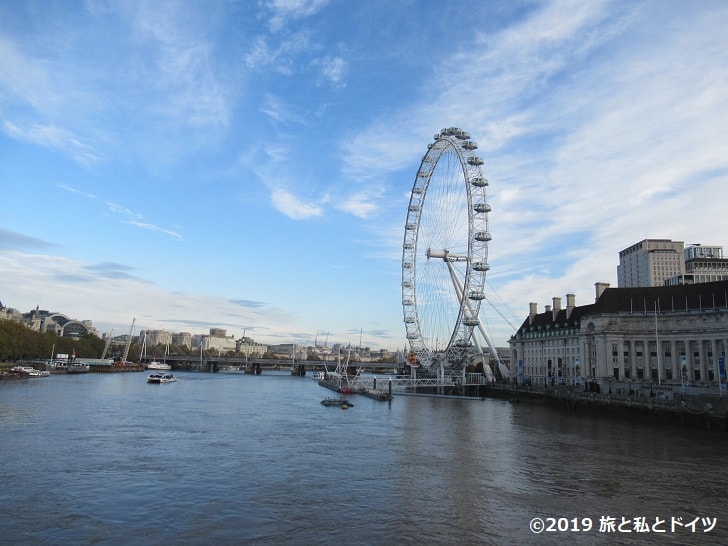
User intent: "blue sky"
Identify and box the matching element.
[1,0,727,352]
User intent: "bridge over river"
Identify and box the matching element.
[160,355,399,375]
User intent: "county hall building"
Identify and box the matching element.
[508,280,728,392]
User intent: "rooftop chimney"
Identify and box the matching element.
[528,302,538,325]
[566,293,576,319]
[552,297,561,321]
[595,282,610,301]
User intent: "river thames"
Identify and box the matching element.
[1,370,726,545]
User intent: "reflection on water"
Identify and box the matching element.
[1,371,726,545]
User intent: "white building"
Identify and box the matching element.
[617,239,685,288]
[509,280,728,389]
[237,337,267,358]
[172,332,192,349]
[140,329,173,347]
[196,328,237,354]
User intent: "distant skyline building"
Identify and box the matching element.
[617,239,685,288]
[684,244,723,260]
[195,329,237,354]
[237,337,267,359]
[666,244,728,286]
[139,329,173,347]
[172,332,192,349]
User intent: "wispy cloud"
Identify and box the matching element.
[230,299,266,308]
[124,220,182,240]
[244,32,315,74]
[4,121,103,165]
[313,55,346,88]
[265,0,330,33]
[0,228,55,251]
[260,93,306,126]
[270,188,323,220]
[83,262,141,280]
[57,184,97,200]
[0,251,303,338]
[337,190,380,219]
[58,184,182,240]
[0,2,235,170]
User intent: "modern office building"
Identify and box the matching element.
[666,244,728,285]
[508,280,728,390]
[617,239,685,287]
[685,244,723,260]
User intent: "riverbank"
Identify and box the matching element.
[1,360,145,377]
[480,382,728,431]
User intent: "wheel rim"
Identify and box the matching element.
[402,128,491,368]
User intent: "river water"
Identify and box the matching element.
[1,371,726,545]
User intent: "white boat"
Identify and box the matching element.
[146,360,171,370]
[67,362,90,373]
[147,372,176,384]
[48,350,72,373]
[11,366,50,377]
[48,360,68,373]
[140,334,172,370]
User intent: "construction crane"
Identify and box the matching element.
[101,329,113,359]
[121,319,135,364]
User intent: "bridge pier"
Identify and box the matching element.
[245,362,262,374]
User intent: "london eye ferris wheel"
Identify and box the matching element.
[402,127,501,373]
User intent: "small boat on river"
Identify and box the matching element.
[146,360,171,371]
[147,373,176,384]
[321,397,353,409]
[11,366,50,377]
[67,362,90,373]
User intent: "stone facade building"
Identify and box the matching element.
[509,280,728,391]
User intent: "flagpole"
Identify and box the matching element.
[655,301,660,386]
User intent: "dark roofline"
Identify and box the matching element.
[595,280,728,314]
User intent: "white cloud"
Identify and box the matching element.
[3,121,103,165]
[265,0,330,32]
[333,1,728,346]
[337,191,380,219]
[124,221,182,240]
[0,250,298,339]
[244,31,317,75]
[260,94,306,126]
[314,55,347,88]
[57,184,182,240]
[270,188,323,220]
